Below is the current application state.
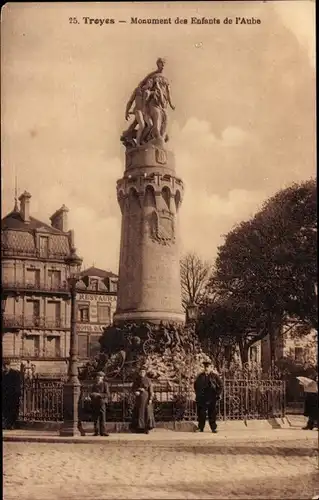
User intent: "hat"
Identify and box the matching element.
[96,371,105,377]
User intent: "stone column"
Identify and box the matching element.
[114,144,184,325]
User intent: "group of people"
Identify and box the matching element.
[84,367,156,436]
[85,361,223,437]
[81,362,319,436]
[3,358,317,434]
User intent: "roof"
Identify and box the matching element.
[80,266,118,279]
[1,210,64,234]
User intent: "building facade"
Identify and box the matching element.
[2,192,118,374]
[2,192,75,374]
[76,267,118,362]
[261,323,317,371]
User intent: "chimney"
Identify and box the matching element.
[50,205,69,232]
[68,229,75,248]
[18,191,31,222]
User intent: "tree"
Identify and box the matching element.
[180,252,213,310]
[207,179,317,365]
[196,300,239,370]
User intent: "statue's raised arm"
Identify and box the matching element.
[120,58,175,149]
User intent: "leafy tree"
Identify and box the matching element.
[196,301,240,370]
[180,252,213,310]
[206,179,317,365]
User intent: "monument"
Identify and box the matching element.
[113,58,185,327]
[83,57,193,380]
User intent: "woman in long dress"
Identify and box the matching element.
[130,368,155,434]
[303,390,318,430]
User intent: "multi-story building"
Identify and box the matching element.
[261,323,317,371]
[2,191,118,374]
[76,267,118,362]
[2,191,75,374]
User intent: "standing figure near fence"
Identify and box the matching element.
[130,367,155,434]
[194,361,223,433]
[90,371,110,437]
[77,384,86,436]
[2,360,21,430]
[302,375,318,431]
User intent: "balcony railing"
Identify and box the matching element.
[2,280,69,294]
[3,315,69,330]
[19,349,63,359]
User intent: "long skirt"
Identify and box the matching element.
[130,392,156,432]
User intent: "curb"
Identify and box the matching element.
[3,430,317,446]
[15,418,292,433]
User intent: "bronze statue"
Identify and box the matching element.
[121,58,175,148]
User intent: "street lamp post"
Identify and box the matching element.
[60,248,83,437]
[186,302,199,324]
[186,302,199,352]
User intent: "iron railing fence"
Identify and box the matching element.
[19,376,286,423]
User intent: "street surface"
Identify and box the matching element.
[3,428,319,500]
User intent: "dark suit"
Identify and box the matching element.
[194,371,223,431]
[90,381,110,435]
[2,369,21,429]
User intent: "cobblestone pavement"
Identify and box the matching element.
[3,432,319,500]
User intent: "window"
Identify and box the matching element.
[23,336,40,357]
[46,301,61,327]
[109,280,118,293]
[26,300,40,326]
[48,270,61,289]
[26,268,40,288]
[294,347,304,363]
[97,304,111,324]
[90,279,99,291]
[39,236,49,258]
[45,336,61,357]
[78,306,89,323]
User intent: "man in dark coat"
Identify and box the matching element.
[194,361,223,433]
[90,371,110,436]
[2,361,21,429]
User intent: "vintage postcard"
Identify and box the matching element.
[2,2,317,500]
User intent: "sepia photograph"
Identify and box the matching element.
[1,1,317,499]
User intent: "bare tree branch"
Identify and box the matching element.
[180,252,213,310]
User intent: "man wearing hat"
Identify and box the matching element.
[90,371,110,436]
[194,361,223,433]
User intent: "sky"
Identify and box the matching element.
[1,1,316,273]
